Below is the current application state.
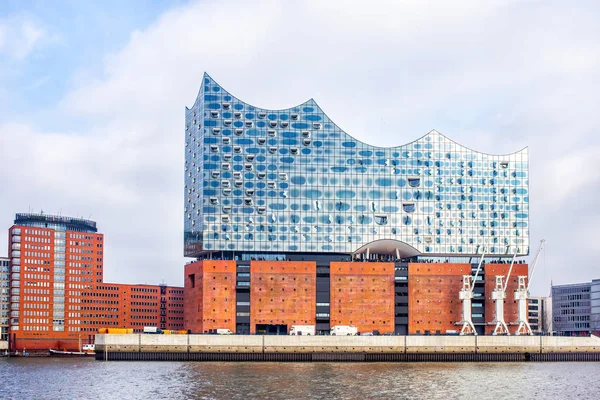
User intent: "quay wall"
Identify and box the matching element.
[95,334,600,361]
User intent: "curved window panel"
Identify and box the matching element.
[374,215,388,225]
[408,178,421,187]
[402,203,416,213]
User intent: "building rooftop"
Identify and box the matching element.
[14,213,98,233]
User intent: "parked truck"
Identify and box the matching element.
[330,325,358,336]
[143,326,163,334]
[290,325,315,336]
[98,328,134,334]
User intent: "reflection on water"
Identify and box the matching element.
[0,358,599,399]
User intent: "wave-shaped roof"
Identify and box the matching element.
[188,72,527,156]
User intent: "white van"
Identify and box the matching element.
[290,325,315,336]
[143,326,163,334]
[330,325,358,336]
[216,328,233,335]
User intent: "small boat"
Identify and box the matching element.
[49,348,95,357]
[49,344,95,357]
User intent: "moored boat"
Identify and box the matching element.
[49,348,95,357]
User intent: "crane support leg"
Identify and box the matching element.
[457,251,486,335]
[491,276,509,335]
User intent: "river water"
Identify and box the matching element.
[0,358,598,399]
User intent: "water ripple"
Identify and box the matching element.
[0,359,599,400]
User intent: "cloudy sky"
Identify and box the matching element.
[1,0,598,294]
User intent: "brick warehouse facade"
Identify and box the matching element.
[484,263,529,335]
[183,257,527,336]
[184,260,236,334]
[7,214,183,351]
[330,262,395,334]
[250,261,316,334]
[408,263,472,335]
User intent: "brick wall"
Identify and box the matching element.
[484,263,528,334]
[184,260,236,334]
[250,261,316,334]
[330,262,394,334]
[408,263,471,335]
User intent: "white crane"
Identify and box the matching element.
[458,251,486,335]
[490,254,517,335]
[514,239,546,335]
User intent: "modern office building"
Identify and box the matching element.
[528,296,551,334]
[552,282,592,336]
[8,213,104,349]
[183,73,530,335]
[592,279,600,336]
[1,257,9,341]
[7,213,184,351]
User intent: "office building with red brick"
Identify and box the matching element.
[7,213,183,351]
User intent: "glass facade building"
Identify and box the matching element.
[185,74,529,259]
[552,282,592,336]
[0,257,9,341]
[590,279,600,335]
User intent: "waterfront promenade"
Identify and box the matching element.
[95,334,600,362]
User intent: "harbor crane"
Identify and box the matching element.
[489,254,517,335]
[458,251,486,335]
[514,239,546,335]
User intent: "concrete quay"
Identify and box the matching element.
[95,334,600,362]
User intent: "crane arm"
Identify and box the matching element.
[503,253,517,293]
[526,239,546,291]
[470,250,486,292]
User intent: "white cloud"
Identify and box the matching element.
[0,15,53,60]
[1,0,600,292]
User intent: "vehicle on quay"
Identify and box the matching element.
[330,325,358,336]
[98,328,134,334]
[290,325,315,336]
[143,326,163,334]
[216,328,233,335]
